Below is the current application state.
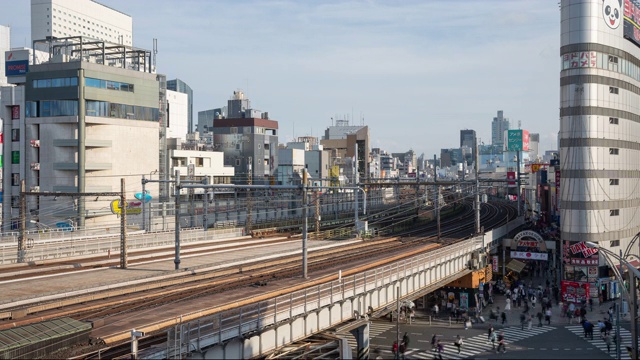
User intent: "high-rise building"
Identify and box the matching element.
[560,0,640,286]
[212,91,278,185]
[167,79,193,133]
[460,129,476,164]
[31,0,133,45]
[491,110,509,149]
[0,25,10,86]
[1,37,159,230]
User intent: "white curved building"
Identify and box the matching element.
[560,0,640,266]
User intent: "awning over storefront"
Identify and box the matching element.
[506,259,527,273]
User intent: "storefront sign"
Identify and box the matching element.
[570,258,599,266]
[492,255,498,272]
[562,280,590,303]
[460,292,469,309]
[510,251,548,261]
[517,240,539,248]
[569,241,598,257]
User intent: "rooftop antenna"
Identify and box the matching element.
[331,117,333,126]
[153,38,157,68]
[518,120,522,129]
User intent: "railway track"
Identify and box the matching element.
[4,198,517,358]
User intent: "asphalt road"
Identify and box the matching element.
[352,318,634,359]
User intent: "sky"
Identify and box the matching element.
[1,0,561,158]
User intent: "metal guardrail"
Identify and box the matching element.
[0,227,244,265]
[169,237,483,357]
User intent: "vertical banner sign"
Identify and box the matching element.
[492,255,499,272]
[11,106,20,120]
[555,170,560,210]
[460,292,469,309]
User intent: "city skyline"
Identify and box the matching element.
[1,0,560,157]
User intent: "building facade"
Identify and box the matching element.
[166,89,188,141]
[31,0,133,46]
[1,38,159,230]
[491,110,509,149]
[166,79,193,133]
[559,0,640,302]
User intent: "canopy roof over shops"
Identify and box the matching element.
[506,259,526,273]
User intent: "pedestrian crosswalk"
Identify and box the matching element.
[365,325,555,359]
[340,321,396,351]
[565,325,636,359]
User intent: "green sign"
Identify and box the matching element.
[507,130,523,151]
[11,151,19,164]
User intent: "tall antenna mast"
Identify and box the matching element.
[153,38,158,68]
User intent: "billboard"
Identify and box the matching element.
[624,0,640,47]
[507,129,529,151]
[5,50,31,76]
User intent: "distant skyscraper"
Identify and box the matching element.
[491,110,510,149]
[0,25,9,85]
[31,0,132,45]
[167,79,193,133]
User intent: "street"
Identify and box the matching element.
[353,318,634,359]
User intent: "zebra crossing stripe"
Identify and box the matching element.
[565,325,636,360]
[398,325,555,359]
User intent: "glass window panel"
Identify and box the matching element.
[52,78,64,87]
[70,77,78,86]
[85,77,101,88]
[26,102,37,117]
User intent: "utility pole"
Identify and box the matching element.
[302,169,308,278]
[245,157,252,236]
[18,180,26,263]
[203,177,209,231]
[475,136,481,235]
[516,150,522,217]
[141,175,146,232]
[315,190,320,240]
[120,178,127,269]
[434,154,440,240]
[174,170,181,270]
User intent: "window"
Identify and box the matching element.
[11,129,19,141]
[610,240,620,247]
[610,179,619,185]
[230,127,238,134]
[609,56,619,64]
[11,173,19,186]
[609,86,619,94]
[610,209,620,216]
[609,117,619,124]
[235,159,241,166]
[609,148,619,155]
[11,151,19,164]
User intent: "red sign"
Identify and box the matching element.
[11,106,19,120]
[561,281,590,303]
[569,241,598,257]
[517,240,539,248]
[507,171,516,186]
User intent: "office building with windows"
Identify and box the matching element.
[1,37,160,230]
[560,0,640,294]
[31,0,133,45]
[167,79,193,133]
[491,110,509,149]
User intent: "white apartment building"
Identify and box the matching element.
[0,25,9,86]
[166,89,189,141]
[31,0,133,45]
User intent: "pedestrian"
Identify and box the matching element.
[531,294,537,307]
[490,330,497,350]
[598,320,606,336]
[608,305,614,323]
[605,319,613,336]
[604,333,612,353]
[527,313,533,330]
[436,340,444,360]
[433,303,439,316]
[454,335,464,354]
[545,308,552,325]
[392,340,399,360]
[497,331,506,353]
[501,311,507,325]
[402,332,410,348]
[580,306,587,322]
[399,341,406,360]
[588,298,593,312]
[487,326,494,342]
[505,297,511,311]
[520,312,526,330]
[431,334,437,351]
[537,311,543,327]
